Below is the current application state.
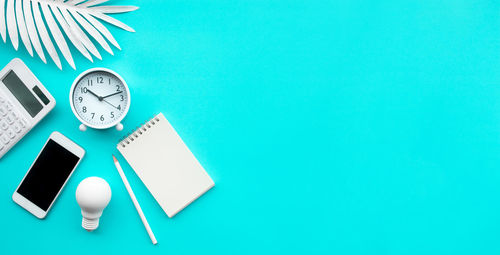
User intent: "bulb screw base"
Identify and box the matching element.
[82,217,99,231]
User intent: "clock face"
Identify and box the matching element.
[71,70,130,128]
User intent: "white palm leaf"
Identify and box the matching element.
[0,0,138,69]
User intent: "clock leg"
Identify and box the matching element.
[79,124,87,131]
[116,123,123,131]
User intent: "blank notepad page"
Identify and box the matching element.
[117,113,214,217]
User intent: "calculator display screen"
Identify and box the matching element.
[2,70,43,117]
[17,139,80,211]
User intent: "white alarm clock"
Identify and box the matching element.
[69,68,130,131]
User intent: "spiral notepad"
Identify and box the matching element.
[117,113,214,218]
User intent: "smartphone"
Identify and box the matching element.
[12,132,85,218]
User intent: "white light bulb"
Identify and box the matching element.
[76,177,112,231]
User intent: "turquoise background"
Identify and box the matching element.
[1,0,500,254]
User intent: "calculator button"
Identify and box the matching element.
[0,134,9,144]
[5,114,15,124]
[12,123,21,133]
[6,129,15,139]
[0,96,4,103]
[18,119,27,128]
[0,142,4,151]
[5,102,12,111]
[0,120,8,130]
[10,111,18,119]
[0,106,7,116]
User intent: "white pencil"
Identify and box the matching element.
[113,155,158,245]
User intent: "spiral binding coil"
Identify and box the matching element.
[118,115,161,148]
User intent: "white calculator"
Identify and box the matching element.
[0,58,55,159]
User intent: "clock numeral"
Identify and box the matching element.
[81,87,87,93]
[78,97,83,103]
[109,78,111,84]
[100,115,105,121]
[110,111,115,118]
[117,105,121,110]
[82,106,87,113]
[87,80,93,86]
[91,113,95,119]
[120,95,124,101]
[97,77,104,84]
[116,85,120,92]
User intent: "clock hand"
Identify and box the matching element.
[87,89,103,101]
[102,91,122,99]
[103,99,119,109]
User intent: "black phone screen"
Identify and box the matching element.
[17,139,80,211]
